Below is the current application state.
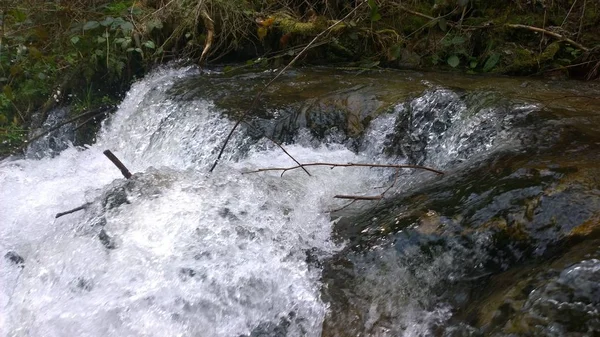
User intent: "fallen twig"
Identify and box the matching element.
[505,23,589,51]
[56,150,131,219]
[103,150,132,179]
[394,3,436,21]
[241,121,311,176]
[247,162,442,211]
[244,162,444,177]
[334,195,383,200]
[331,167,402,211]
[55,203,90,218]
[208,1,365,174]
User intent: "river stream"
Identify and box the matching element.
[1,66,599,337]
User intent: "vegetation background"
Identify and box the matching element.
[1,0,599,154]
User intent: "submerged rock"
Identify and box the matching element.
[4,251,25,268]
[26,107,75,159]
[453,236,600,336]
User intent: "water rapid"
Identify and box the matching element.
[0,67,404,337]
[2,66,599,337]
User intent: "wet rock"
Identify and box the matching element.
[219,207,239,221]
[98,169,176,212]
[98,229,116,249]
[26,107,75,159]
[4,251,25,268]
[304,247,323,268]
[453,236,600,336]
[326,110,600,335]
[242,313,295,337]
[71,277,94,292]
[385,89,538,166]
[442,323,483,337]
[179,268,197,281]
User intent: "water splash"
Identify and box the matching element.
[387,89,540,168]
[1,67,567,337]
[0,66,396,337]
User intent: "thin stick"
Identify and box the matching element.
[331,199,358,212]
[577,0,586,41]
[208,1,365,173]
[380,168,401,196]
[394,3,436,21]
[241,121,311,176]
[73,114,102,132]
[55,203,89,218]
[332,166,401,209]
[505,23,589,51]
[244,162,444,176]
[103,150,132,179]
[334,195,383,200]
[561,0,577,27]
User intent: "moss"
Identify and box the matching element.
[569,215,600,237]
[502,46,538,74]
[539,42,560,62]
[274,14,326,35]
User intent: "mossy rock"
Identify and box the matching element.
[456,234,600,336]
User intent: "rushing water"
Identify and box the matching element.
[1,67,599,337]
[0,67,404,337]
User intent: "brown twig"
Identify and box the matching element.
[505,23,589,51]
[393,3,436,21]
[241,121,311,176]
[334,195,383,200]
[208,1,365,174]
[561,0,578,27]
[331,199,358,212]
[243,162,444,177]
[248,162,442,211]
[73,114,102,132]
[55,203,89,218]
[103,150,132,179]
[331,167,402,210]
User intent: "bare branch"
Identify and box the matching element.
[55,203,89,218]
[243,162,444,176]
[241,121,311,176]
[334,195,383,200]
[248,162,442,211]
[505,23,589,51]
[103,150,132,179]
[331,199,358,212]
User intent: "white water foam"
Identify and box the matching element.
[0,67,399,337]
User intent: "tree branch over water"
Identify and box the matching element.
[243,162,444,177]
[56,149,133,218]
[245,162,443,211]
[208,1,365,174]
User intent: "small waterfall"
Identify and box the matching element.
[0,67,403,337]
[3,66,589,337]
[386,89,541,168]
